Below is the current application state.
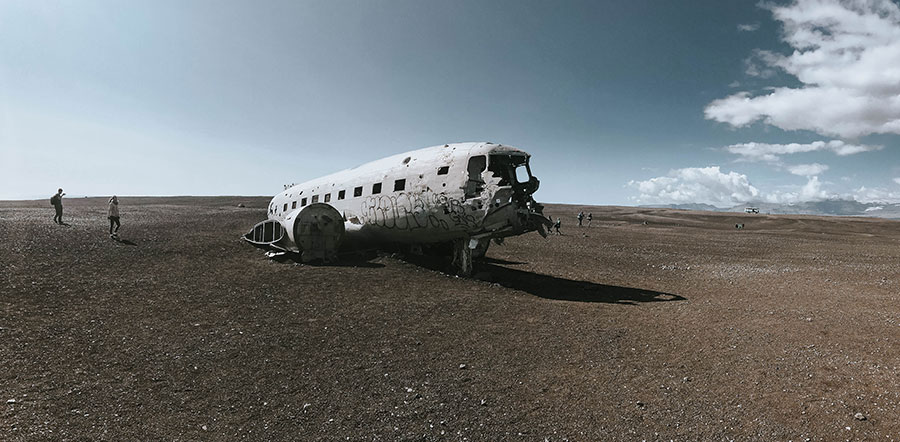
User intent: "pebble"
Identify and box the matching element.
[6,399,15,404]
[459,364,467,370]
[854,412,866,421]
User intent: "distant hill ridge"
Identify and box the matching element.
[639,199,900,219]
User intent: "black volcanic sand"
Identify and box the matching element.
[2,197,900,440]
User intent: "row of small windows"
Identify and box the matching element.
[280,178,413,213]
[273,165,455,214]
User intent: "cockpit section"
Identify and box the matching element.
[464,153,537,195]
[458,150,549,239]
[464,153,539,202]
[487,153,528,186]
[487,153,539,201]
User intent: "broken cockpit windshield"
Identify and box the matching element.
[488,154,532,186]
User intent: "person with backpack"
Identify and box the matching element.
[108,196,121,238]
[577,211,584,227]
[50,188,65,224]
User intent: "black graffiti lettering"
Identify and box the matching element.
[358,191,481,231]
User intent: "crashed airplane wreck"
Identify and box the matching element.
[244,142,551,275]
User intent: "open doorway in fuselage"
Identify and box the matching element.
[464,155,486,199]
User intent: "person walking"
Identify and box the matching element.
[587,212,593,227]
[108,196,121,238]
[577,211,584,227]
[50,188,65,224]
[554,217,561,235]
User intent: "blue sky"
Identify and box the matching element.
[2,0,899,205]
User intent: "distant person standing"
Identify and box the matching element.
[554,217,561,235]
[587,212,593,227]
[108,196,121,238]
[50,188,65,224]
[577,211,584,227]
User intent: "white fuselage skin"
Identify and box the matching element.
[265,142,544,251]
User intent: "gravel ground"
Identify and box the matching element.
[2,197,900,441]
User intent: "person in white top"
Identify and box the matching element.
[108,196,121,238]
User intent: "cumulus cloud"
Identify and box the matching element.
[630,170,900,206]
[628,167,760,207]
[723,140,881,162]
[851,186,900,203]
[765,176,832,203]
[787,163,829,176]
[737,23,760,32]
[705,0,900,138]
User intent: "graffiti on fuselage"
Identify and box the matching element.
[359,191,481,231]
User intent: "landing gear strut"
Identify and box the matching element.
[451,237,473,276]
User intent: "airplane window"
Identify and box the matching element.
[354,186,363,197]
[515,165,530,183]
[437,166,449,175]
[324,193,331,203]
[292,201,297,209]
[312,195,319,203]
[372,183,382,194]
[301,197,307,206]
[283,203,288,211]
[338,190,346,200]
[394,179,405,192]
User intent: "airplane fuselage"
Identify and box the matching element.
[245,142,549,272]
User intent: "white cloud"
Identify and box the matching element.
[865,206,884,212]
[851,186,900,203]
[705,0,900,138]
[737,23,760,32]
[765,176,832,203]
[787,163,829,176]
[630,170,900,206]
[723,140,881,162]
[744,52,778,78]
[628,166,760,207]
